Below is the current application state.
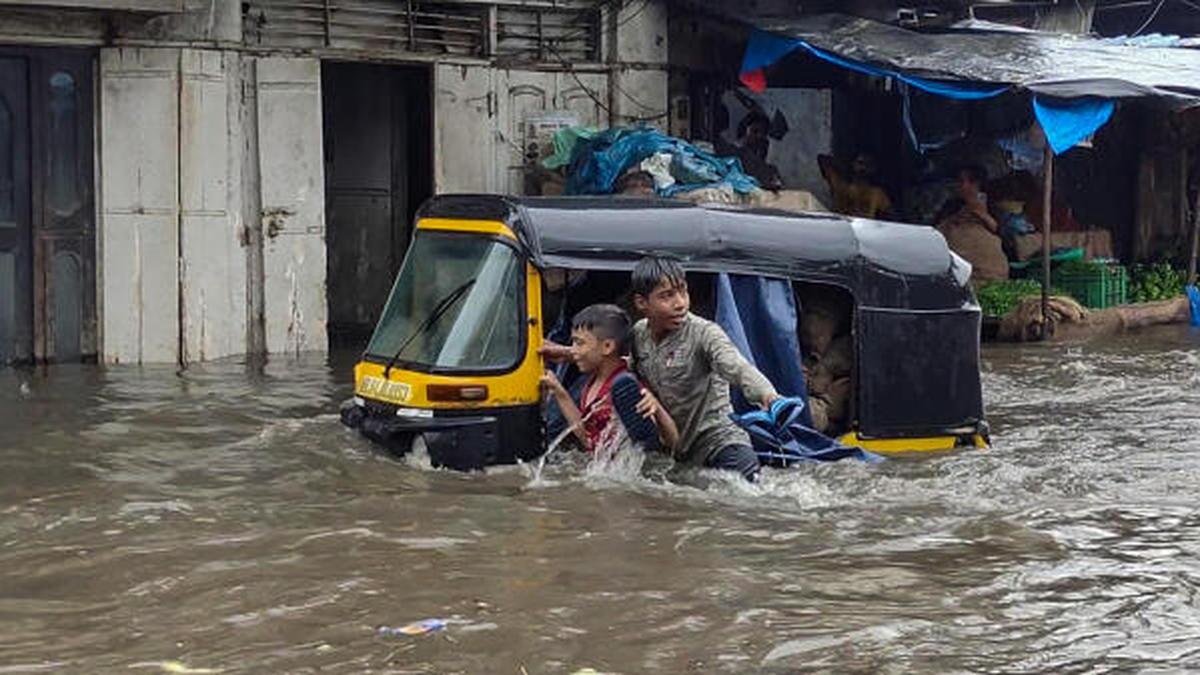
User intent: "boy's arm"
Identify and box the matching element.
[541,371,588,446]
[636,386,679,452]
[654,399,680,451]
[701,322,779,409]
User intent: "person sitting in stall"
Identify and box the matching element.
[736,111,784,191]
[541,304,677,454]
[937,165,1009,285]
[818,152,893,220]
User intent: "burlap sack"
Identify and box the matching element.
[824,376,853,423]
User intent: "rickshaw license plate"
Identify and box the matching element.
[358,375,412,404]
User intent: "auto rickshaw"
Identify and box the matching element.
[340,194,989,470]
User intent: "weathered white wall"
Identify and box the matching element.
[99,47,180,364]
[435,64,498,194]
[0,0,240,46]
[255,57,327,356]
[494,69,607,194]
[433,1,669,195]
[82,2,670,363]
[609,0,668,126]
[179,48,245,363]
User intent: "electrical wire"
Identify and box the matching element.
[1131,0,1167,36]
[544,41,668,123]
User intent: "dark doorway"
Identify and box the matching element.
[322,62,432,349]
[0,48,96,365]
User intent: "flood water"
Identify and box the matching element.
[3,326,1200,674]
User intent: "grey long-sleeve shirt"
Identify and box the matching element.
[631,313,778,465]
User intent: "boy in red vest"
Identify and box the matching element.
[541,304,678,454]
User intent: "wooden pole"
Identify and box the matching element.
[1041,143,1054,336]
[1189,153,1200,285]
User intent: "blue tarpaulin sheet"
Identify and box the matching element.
[740,29,1007,101]
[733,398,884,466]
[714,273,811,425]
[1032,96,1115,154]
[1187,285,1200,327]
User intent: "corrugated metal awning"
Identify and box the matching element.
[745,13,1200,101]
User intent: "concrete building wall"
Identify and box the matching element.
[5,0,673,365]
[609,0,668,126]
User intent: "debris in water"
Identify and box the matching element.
[377,618,447,636]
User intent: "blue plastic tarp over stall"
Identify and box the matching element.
[739,15,1200,155]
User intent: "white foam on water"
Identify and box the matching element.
[403,435,434,471]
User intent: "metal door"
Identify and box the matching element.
[256,56,328,356]
[34,52,96,362]
[0,49,95,364]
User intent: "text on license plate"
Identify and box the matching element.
[357,375,412,404]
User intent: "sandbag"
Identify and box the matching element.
[808,396,831,433]
[806,361,834,398]
[824,377,853,424]
[997,295,1087,342]
[796,287,851,357]
[746,188,828,213]
[821,334,854,378]
[799,309,841,358]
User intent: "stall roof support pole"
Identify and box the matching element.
[1189,149,1200,285]
[1041,144,1054,337]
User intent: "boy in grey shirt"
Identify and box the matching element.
[630,257,778,481]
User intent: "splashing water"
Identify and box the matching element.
[582,426,647,483]
[522,423,578,488]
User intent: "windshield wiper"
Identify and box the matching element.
[382,278,477,378]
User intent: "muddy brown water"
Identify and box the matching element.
[2,326,1199,674]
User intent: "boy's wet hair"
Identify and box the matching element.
[572,304,631,355]
[631,256,686,298]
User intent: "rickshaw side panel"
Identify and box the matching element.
[855,307,984,438]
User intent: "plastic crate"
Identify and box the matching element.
[1052,263,1128,309]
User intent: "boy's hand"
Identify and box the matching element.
[538,342,573,364]
[540,370,565,396]
[635,387,663,420]
[761,394,781,411]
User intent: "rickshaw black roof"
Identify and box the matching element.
[417,194,976,310]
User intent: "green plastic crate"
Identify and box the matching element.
[1051,263,1128,309]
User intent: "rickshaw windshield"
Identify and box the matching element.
[365,231,524,372]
